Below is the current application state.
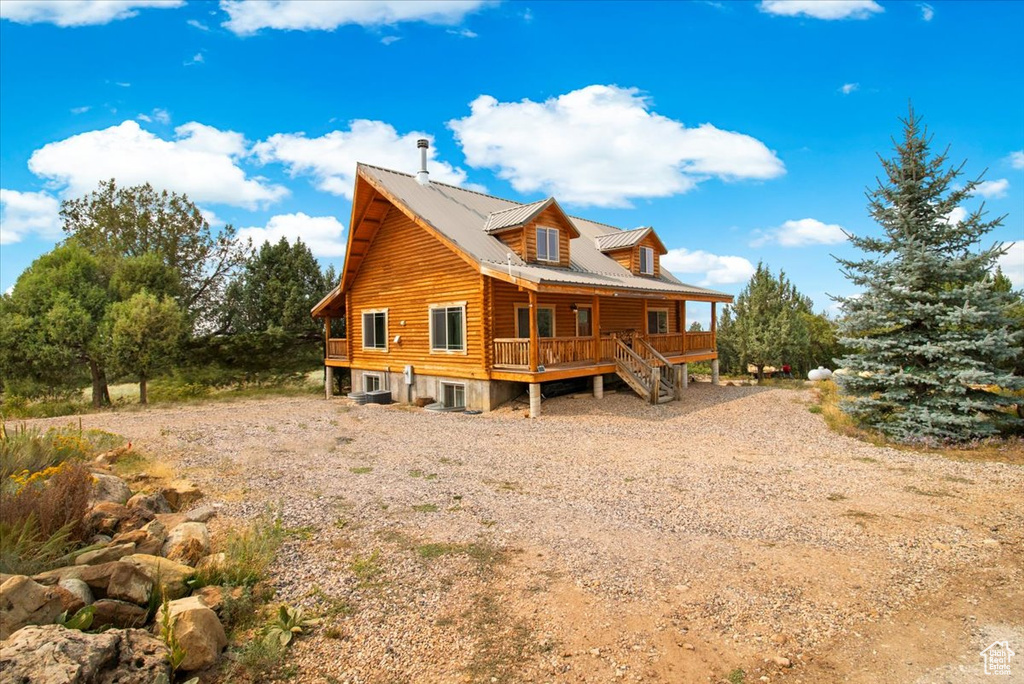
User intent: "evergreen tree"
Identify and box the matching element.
[834,109,1023,443]
[106,291,186,404]
[732,263,810,379]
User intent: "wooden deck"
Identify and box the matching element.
[492,332,713,371]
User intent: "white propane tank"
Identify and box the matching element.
[808,366,833,381]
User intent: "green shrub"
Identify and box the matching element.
[191,509,285,588]
[0,422,125,479]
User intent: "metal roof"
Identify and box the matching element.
[357,164,730,300]
[483,198,551,233]
[595,226,652,252]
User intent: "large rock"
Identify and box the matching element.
[184,503,218,523]
[152,596,226,672]
[161,481,203,511]
[119,554,195,601]
[111,519,166,556]
[126,491,172,517]
[85,502,152,536]
[33,562,152,605]
[162,522,210,566]
[0,625,170,683]
[88,473,133,506]
[57,579,94,613]
[0,575,64,640]
[91,599,148,629]
[75,542,136,566]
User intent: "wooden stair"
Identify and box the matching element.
[613,338,681,404]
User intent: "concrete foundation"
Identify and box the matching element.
[350,367,524,412]
[529,383,542,418]
[593,375,604,399]
[712,359,720,385]
[681,363,688,389]
[325,366,334,399]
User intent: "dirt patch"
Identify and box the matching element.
[20,387,1024,682]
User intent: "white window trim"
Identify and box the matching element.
[361,308,389,352]
[536,226,560,263]
[363,372,384,392]
[514,303,556,338]
[647,308,669,335]
[428,302,468,355]
[439,381,467,409]
[639,246,655,275]
[575,305,593,338]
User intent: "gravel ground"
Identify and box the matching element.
[25,384,1024,683]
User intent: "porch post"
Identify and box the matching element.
[673,365,683,399]
[711,301,718,350]
[712,359,720,385]
[325,365,334,400]
[593,375,604,399]
[592,294,600,363]
[325,316,331,354]
[681,300,687,351]
[528,289,539,372]
[529,382,542,418]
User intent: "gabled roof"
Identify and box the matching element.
[326,163,732,305]
[482,197,580,237]
[595,226,667,254]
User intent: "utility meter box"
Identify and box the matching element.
[403,365,413,385]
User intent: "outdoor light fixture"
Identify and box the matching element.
[570,303,578,312]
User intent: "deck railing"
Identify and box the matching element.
[492,331,713,370]
[327,338,347,359]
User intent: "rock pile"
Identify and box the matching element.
[0,472,231,677]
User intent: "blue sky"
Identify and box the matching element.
[2,0,1022,318]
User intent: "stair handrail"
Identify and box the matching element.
[634,337,673,368]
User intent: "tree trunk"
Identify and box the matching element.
[139,376,148,405]
[89,359,111,408]
[756,364,765,381]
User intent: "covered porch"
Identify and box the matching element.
[492,330,715,371]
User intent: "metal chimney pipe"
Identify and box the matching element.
[416,138,429,185]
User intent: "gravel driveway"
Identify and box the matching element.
[28,384,1024,683]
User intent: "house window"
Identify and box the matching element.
[441,382,465,409]
[516,305,555,338]
[430,304,466,352]
[647,309,669,334]
[362,310,387,350]
[536,226,559,263]
[364,373,382,392]
[575,306,593,337]
[639,247,655,275]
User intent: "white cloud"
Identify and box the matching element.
[136,108,170,125]
[252,119,472,199]
[187,18,209,30]
[237,213,346,258]
[0,189,62,245]
[759,0,883,20]
[380,35,401,45]
[448,85,785,208]
[185,52,204,66]
[998,241,1023,288]
[1009,151,1024,170]
[840,83,859,95]
[750,218,847,247]
[447,27,477,38]
[70,105,91,114]
[28,120,287,209]
[919,3,934,21]
[220,0,490,35]
[975,178,1010,199]
[662,248,756,286]
[1,0,183,27]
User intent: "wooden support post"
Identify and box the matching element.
[325,365,334,400]
[650,366,660,404]
[593,375,604,399]
[529,382,541,418]
[711,301,717,351]
[325,316,331,357]
[528,289,539,372]
[592,293,600,363]
[681,300,687,351]
[674,365,683,400]
[345,291,353,360]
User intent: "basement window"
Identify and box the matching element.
[536,226,559,262]
[441,382,466,409]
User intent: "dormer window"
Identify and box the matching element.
[639,246,654,275]
[536,226,559,263]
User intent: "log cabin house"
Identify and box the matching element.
[312,140,733,416]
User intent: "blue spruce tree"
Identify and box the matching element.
[834,109,1023,444]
